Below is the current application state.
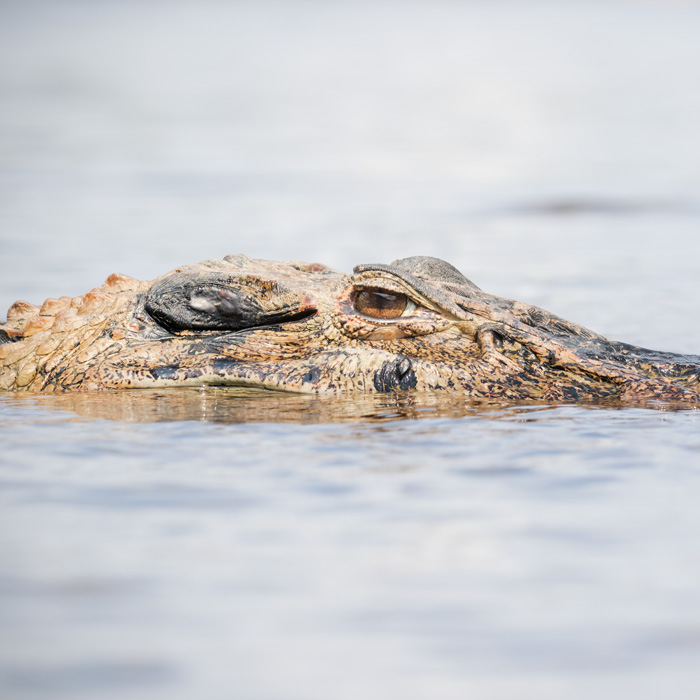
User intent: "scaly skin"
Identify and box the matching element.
[1,254,699,402]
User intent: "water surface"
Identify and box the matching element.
[2,390,700,699]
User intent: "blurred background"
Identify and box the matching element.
[3,3,700,700]
[1,0,699,351]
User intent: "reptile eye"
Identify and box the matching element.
[354,289,414,319]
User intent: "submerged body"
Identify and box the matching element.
[1,255,699,402]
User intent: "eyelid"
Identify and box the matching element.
[351,273,430,309]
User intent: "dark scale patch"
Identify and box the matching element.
[0,329,18,344]
[152,366,204,382]
[302,366,322,384]
[555,385,584,401]
[373,356,417,393]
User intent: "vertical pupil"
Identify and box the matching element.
[354,289,407,319]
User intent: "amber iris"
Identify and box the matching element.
[354,289,408,319]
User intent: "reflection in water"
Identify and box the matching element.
[1,387,531,424]
[1,386,692,425]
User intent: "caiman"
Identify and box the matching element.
[1,254,699,402]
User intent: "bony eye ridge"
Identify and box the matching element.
[353,288,416,320]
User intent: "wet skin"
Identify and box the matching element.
[1,255,699,402]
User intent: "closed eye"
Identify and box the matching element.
[353,288,417,320]
[145,277,317,334]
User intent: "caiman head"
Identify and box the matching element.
[1,254,699,402]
